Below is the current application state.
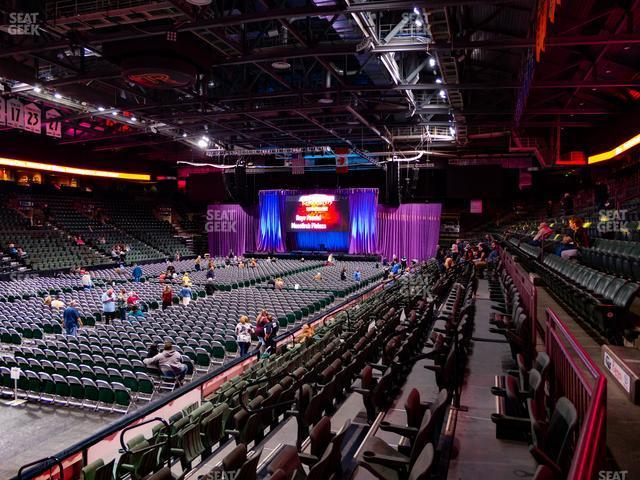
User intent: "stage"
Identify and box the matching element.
[207,188,442,261]
[244,251,381,262]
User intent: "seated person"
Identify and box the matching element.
[128,305,145,321]
[531,222,553,245]
[556,217,590,259]
[143,341,188,383]
[267,277,276,289]
[340,267,347,281]
[313,272,323,281]
[274,277,285,290]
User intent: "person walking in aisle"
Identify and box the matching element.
[62,300,82,336]
[101,288,117,324]
[235,315,253,357]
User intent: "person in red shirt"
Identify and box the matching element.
[127,291,140,307]
[162,285,173,310]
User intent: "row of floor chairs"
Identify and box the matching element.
[1,369,134,413]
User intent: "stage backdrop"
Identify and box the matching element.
[207,204,257,256]
[257,188,378,254]
[208,195,442,260]
[377,203,442,261]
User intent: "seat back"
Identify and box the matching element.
[408,443,434,480]
[538,397,578,467]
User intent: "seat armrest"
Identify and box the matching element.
[361,452,410,470]
[379,422,419,439]
[297,452,319,465]
[367,363,387,371]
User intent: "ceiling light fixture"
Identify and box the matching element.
[131,116,137,122]
[97,106,105,112]
[429,58,436,68]
[182,132,188,138]
[415,19,423,27]
[413,7,420,14]
[439,89,446,98]
[112,111,118,116]
[435,78,442,84]
[271,60,291,70]
[54,92,62,99]
[33,85,42,93]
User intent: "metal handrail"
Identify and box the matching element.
[17,457,63,480]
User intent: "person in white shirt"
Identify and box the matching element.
[81,271,93,290]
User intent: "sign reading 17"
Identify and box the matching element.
[10,105,21,122]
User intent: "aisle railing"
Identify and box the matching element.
[546,308,606,480]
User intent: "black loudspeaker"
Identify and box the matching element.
[386,161,400,206]
[234,163,250,206]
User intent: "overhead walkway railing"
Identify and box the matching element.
[545,308,607,480]
[13,275,394,480]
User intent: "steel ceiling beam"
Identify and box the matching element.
[0,1,527,58]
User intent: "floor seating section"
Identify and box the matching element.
[0,259,409,413]
[64,261,450,480]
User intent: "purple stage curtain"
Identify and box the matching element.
[207,204,257,256]
[377,203,442,260]
[348,188,378,254]
[256,190,286,252]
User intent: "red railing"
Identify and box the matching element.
[545,308,607,480]
[500,247,538,344]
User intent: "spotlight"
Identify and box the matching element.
[439,89,446,98]
[112,110,118,116]
[197,138,208,149]
[33,85,42,93]
[415,19,423,27]
[131,116,137,122]
[98,106,105,112]
[449,127,456,136]
[429,58,436,68]
[413,6,420,14]
[54,92,62,99]
[435,78,442,84]
[182,132,188,138]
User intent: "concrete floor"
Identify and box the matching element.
[447,279,537,480]
[0,400,114,478]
